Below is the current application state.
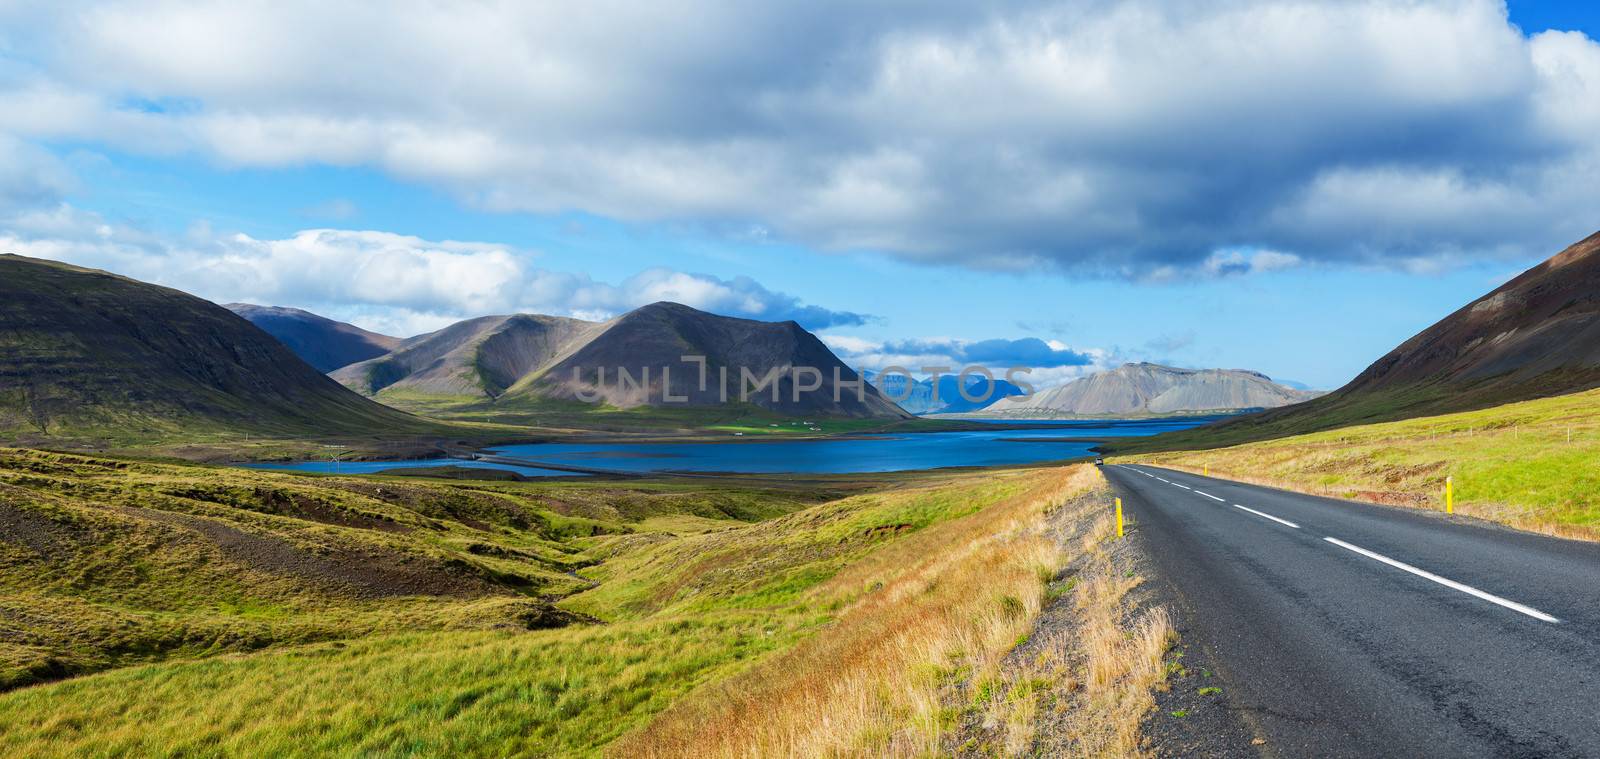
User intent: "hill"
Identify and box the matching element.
[337,302,910,419]
[225,304,401,372]
[966,363,1319,418]
[1122,229,1600,451]
[332,313,603,397]
[0,255,434,442]
[862,371,1025,414]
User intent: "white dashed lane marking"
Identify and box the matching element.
[1323,537,1559,623]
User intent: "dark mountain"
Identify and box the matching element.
[338,302,910,419]
[0,255,434,440]
[1332,229,1600,406]
[972,363,1320,418]
[332,314,602,397]
[1124,229,1600,449]
[226,303,401,372]
[863,371,1024,414]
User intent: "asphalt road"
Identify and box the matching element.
[1104,464,1600,759]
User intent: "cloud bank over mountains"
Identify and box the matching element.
[2,0,1597,277]
[0,205,869,336]
[822,334,1109,389]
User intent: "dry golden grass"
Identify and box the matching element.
[612,467,1100,758]
[613,465,1176,759]
[978,483,1176,759]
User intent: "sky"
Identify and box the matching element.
[1,1,1597,390]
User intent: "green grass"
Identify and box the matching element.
[0,448,834,691]
[0,620,807,758]
[1125,387,1600,538]
[564,474,1030,622]
[0,447,1051,757]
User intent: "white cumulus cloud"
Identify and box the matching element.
[0,204,871,336]
[0,1,1595,275]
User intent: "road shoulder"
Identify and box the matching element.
[947,472,1263,756]
[1133,523,1269,758]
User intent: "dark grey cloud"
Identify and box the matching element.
[1,1,1597,275]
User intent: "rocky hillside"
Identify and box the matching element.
[970,363,1320,418]
[1331,229,1600,410]
[338,302,910,419]
[226,304,401,372]
[0,255,434,441]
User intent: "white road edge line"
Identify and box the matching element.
[1195,490,1225,502]
[1322,537,1560,623]
[1232,504,1300,529]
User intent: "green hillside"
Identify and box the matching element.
[0,255,443,445]
[0,447,833,691]
[0,448,1116,757]
[1122,387,1600,540]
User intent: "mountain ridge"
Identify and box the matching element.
[957,362,1320,418]
[0,254,435,441]
[226,303,401,372]
[336,302,911,419]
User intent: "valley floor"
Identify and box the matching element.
[0,450,1176,757]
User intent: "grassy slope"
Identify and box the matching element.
[1107,368,1600,457]
[0,256,444,448]
[0,448,827,690]
[1121,387,1600,539]
[0,451,1113,757]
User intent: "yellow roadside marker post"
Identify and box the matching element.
[1115,497,1125,538]
[1446,476,1454,514]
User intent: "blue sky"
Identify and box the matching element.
[3,1,1599,390]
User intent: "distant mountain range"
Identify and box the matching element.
[333,302,911,419]
[0,255,431,440]
[1145,229,1600,447]
[959,362,1321,418]
[226,304,400,372]
[861,371,1025,415]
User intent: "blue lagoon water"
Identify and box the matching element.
[248,416,1216,477]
